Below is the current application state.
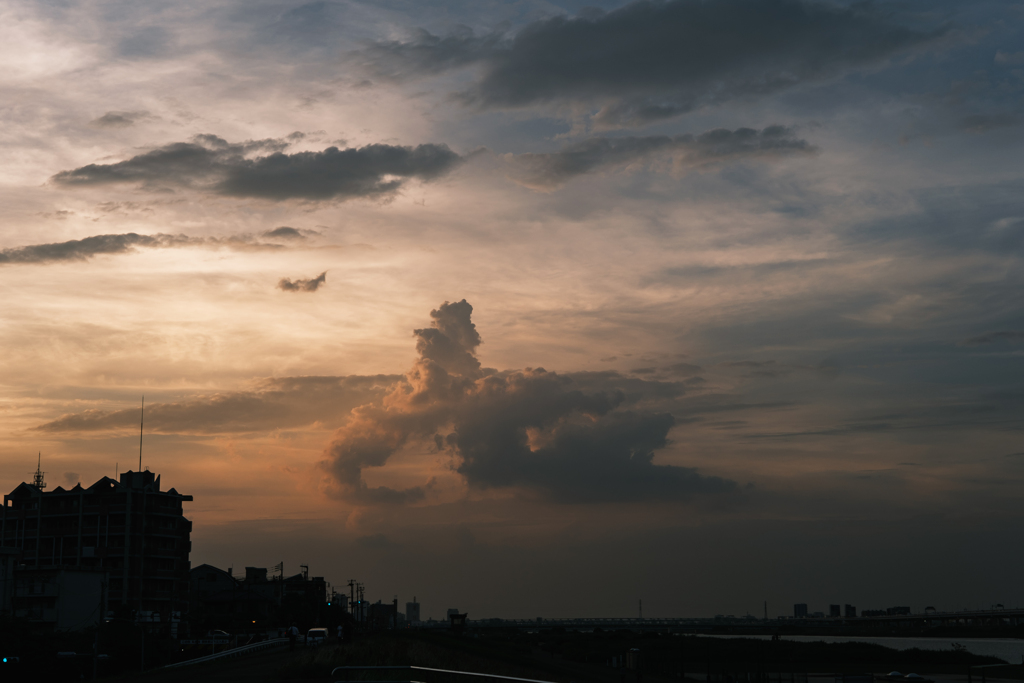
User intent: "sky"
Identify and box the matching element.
[1,0,1023,620]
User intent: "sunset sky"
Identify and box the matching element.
[2,0,1023,619]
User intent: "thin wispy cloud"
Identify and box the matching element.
[0,231,291,265]
[507,126,816,189]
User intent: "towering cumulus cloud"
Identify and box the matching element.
[324,300,735,505]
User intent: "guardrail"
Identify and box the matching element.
[163,637,289,669]
[332,665,560,683]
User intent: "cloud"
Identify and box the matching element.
[0,231,287,265]
[91,110,151,127]
[960,331,1024,346]
[35,375,401,434]
[958,113,1019,134]
[355,0,941,127]
[506,126,816,189]
[322,300,736,505]
[52,134,464,201]
[263,226,319,240]
[278,271,327,292]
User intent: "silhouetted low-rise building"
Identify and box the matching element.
[12,567,107,631]
[189,562,329,631]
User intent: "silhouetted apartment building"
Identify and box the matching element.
[793,603,808,618]
[1,469,193,632]
[0,546,16,615]
[829,604,841,618]
[845,604,857,618]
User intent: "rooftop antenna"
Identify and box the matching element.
[138,396,145,472]
[32,452,46,490]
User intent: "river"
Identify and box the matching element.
[704,635,1024,664]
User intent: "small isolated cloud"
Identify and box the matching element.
[507,126,816,190]
[63,472,79,485]
[958,114,1019,134]
[995,50,1024,66]
[263,226,319,240]
[321,300,736,505]
[960,331,1024,346]
[278,271,327,292]
[0,232,284,266]
[91,110,151,128]
[354,0,941,127]
[52,134,464,202]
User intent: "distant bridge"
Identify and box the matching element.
[414,608,1024,631]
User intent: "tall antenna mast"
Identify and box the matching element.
[32,452,46,490]
[139,396,144,471]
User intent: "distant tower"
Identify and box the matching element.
[31,452,46,490]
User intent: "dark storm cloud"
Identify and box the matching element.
[322,300,736,505]
[35,375,400,434]
[0,231,293,265]
[52,134,464,201]
[357,0,940,126]
[91,110,151,127]
[278,271,327,292]
[507,126,816,189]
[960,331,1024,346]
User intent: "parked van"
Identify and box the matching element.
[306,628,328,646]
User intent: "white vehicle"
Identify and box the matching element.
[305,627,329,646]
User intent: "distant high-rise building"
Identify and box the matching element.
[845,604,857,618]
[794,603,808,618]
[446,607,460,618]
[406,597,420,622]
[829,604,841,618]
